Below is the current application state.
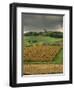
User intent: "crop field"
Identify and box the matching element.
[24,45,62,62]
[23,31,63,75]
[23,64,63,75]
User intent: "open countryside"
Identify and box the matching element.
[23,31,63,75]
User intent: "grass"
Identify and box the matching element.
[23,64,63,75]
[24,36,63,46]
[52,49,63,64]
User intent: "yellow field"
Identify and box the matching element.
[24,45,62,62]
[23,64,63,75]
[23,45,63,75]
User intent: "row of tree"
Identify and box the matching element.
[24,31,63,38]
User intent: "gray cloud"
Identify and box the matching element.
[22,13,63,32]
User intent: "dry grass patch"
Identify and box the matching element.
[24,45,62,62]
[23,64,63,75]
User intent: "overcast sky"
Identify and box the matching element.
[22,13,63,33]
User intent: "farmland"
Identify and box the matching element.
[23,64,63,75]
[23,31,63,75]
[24,46,62,62]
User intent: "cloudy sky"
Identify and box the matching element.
[22,13,63,33]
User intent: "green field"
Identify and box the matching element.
[52,48,63,64]
[24,36,63,47]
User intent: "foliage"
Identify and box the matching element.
[24,31,63,38]
[49,32,63,38]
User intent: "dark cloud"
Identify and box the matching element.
[22,13,63,32]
